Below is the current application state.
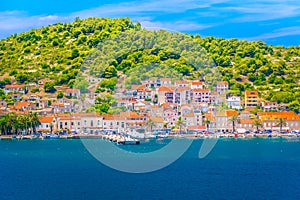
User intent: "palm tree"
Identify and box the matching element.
[0,117,7,135]
[253,119,262,133]
[146,119,155,132]
[49,123,54,134]
[229,115,238,133]
[175,117,186,134]
[203,119,211,131]
[28,112,41,134]
[276,118,287,133]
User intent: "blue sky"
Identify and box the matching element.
[0,0,300,46]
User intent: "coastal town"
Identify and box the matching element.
[0,77,299,139]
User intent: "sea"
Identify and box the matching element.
[0,138,300,200]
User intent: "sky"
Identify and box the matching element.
[0,0,300,46]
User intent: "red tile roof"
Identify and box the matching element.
[5,84,26,89]
[40,116,54,123]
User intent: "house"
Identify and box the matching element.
[157,86,174,104]
[160,78,172,86]
[175,80,189,87]
[150,117,164,130]
[13,102,34,111]
[258,111,300,132]
[245,91,259,109]
[38,116,55,132]
[191,89,211,103]
[0,100,7,108]
[4,84,27,94]
[260,101,278,112]
[216,82,229,93]
[183,113,197,127]
[236,119,254,131]
[174,87,190,105]
[12,94,21,101]
[227,96,242,110]
[150,105,164,117]
[191,81,204,89]
[65,88,81,99]
[136,89,152,100]
[216,110,238,133]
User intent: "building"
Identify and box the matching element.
[258,111,300,132]
[191,81,204,89]
[191,89,211,103]
[157,86,174,104]
[216,110,239,133]
[174,87,190,105]
[65,88,81,99]
[4,84,27,94]
[245,91,259,109]
[227,96,242,110]
[38,116,55,132]
[175,80,189,87]
[216,82,228,94]
[260,101,278,112]
[160,78,172,86]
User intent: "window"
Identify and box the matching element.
[97,120,100,126]
[65,122,68,126]
[84,120,87,126]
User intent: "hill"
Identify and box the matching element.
[0,17,299,112]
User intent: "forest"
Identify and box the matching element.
[0,17,299,112]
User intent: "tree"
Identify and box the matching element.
[70,49,79,60]
[146,119,156,132]
[44,82,56,93]
[229,116,238,133]
[276,118,287,133]
[203,119,211,131]
[103,66,118,78]
[50,123,54,134]
[57,91,64,99]
[253,120,262,133]
[175,117,186,134]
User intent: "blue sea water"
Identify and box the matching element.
[0,138,300,200]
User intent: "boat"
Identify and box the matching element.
[43,134,60,139]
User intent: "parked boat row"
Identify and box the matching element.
[101,134,140,145]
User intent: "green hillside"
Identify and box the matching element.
[0,17,299,112]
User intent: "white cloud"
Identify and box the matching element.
[244,26,300,40]
[39,15,59,21]
[140,20,214,32]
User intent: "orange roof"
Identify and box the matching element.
[259,111,300,120]
[131,85,144,90]
[192,89,210,93]
[160,78,171,82]
[16,102,30,107]
[66,88,80,93]
[217,81,228,85]
[40,116,54,123]
[175,80,189,85]
[183,113,195,117]
[151,117,164,123]
[158,86,173,93]
[226,110,238,117]
[240,119,254,124]
[191,81,204,85]
[161,103,170,108]
[5,84,26,89]
[176,87,190,92]
[245,91,258,96]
